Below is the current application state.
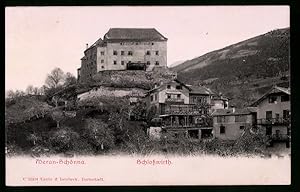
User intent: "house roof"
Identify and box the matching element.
[212,107,256,116]
[187,85,214,95]
[211,95,230,101]
[147,79,191,94]
[84,38,104,53]
[146,79,214,96]
[103,28,167,42]
[251,85,290,106]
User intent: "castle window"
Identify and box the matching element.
[155,51,159,55]
[240,126,245,130]
[113,60,117,65]
[152,43,154,45]
[121,51,124,55]
[176,85,182,90]
[101,66,104,69]
[128,51,133,56]
[120,43,123,45]
[146,51,151,55]
[167,85,171,89]
[136,42,139,45]
[155,61,159,65]
[146,61,150,65]
[177,94,181,99]
[121,61,125,65]
[101,60,104,63]
[113,51,118,55]
[101,51,105,55]
[220,125,225,134]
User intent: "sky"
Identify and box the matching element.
[5,6,289,91]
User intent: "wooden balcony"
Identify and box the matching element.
[163,104,203,115]
[126,62,146,70]
[257,117,290,125]
[163,123,213,129]
[165,98,185,103]
[269,134,290,141]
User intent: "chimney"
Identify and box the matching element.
[86,43,89,49]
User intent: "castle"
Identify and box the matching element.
[77,28,168,83]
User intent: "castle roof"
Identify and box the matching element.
[84,38,104,53]
[103,28,167,42]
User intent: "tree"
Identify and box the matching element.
[45,68,65,89]
[27,133,41,146]
[85,119,115,151]
[37,86,46,95]
[26,85,34,95]
[32,87,39,95]
[6,90,15,99]
[51,108,65,128]
[64,72,77,86]
[15,90,25,97]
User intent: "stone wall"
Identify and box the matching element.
[77,86,146,101]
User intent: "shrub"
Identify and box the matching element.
[49,127,80,153]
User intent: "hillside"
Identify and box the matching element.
[5,95,53,124]
[172,28,290,107]
[92,67,177,90]
[173,28,289,77]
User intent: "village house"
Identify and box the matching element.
[212,107,257,140]
[146,79,214,115]
[251,85,290,147]
[78,28,168,83]
[211,94,229,111]
[146,79,230,140]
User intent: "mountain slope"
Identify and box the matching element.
[172,28,290,107]
[173,28,289,83]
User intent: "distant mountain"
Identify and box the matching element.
[172,28,290,107]
[168,60,186,68]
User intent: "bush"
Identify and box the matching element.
[49,127,80,153]
[72,136,94,155]
[232,127,267,155]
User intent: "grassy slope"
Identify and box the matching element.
[172,28,290,107]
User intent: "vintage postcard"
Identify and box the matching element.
[5,6,290,186]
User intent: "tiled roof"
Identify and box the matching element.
[275,86,290,95]
[251,86,290,106]
[84,38,104,53]
[212,107,256,116]
[147,79,190,94]
[188,85,214,95]
[147,79,214,96]
[211,95,229,100]
[103,28,167,42]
